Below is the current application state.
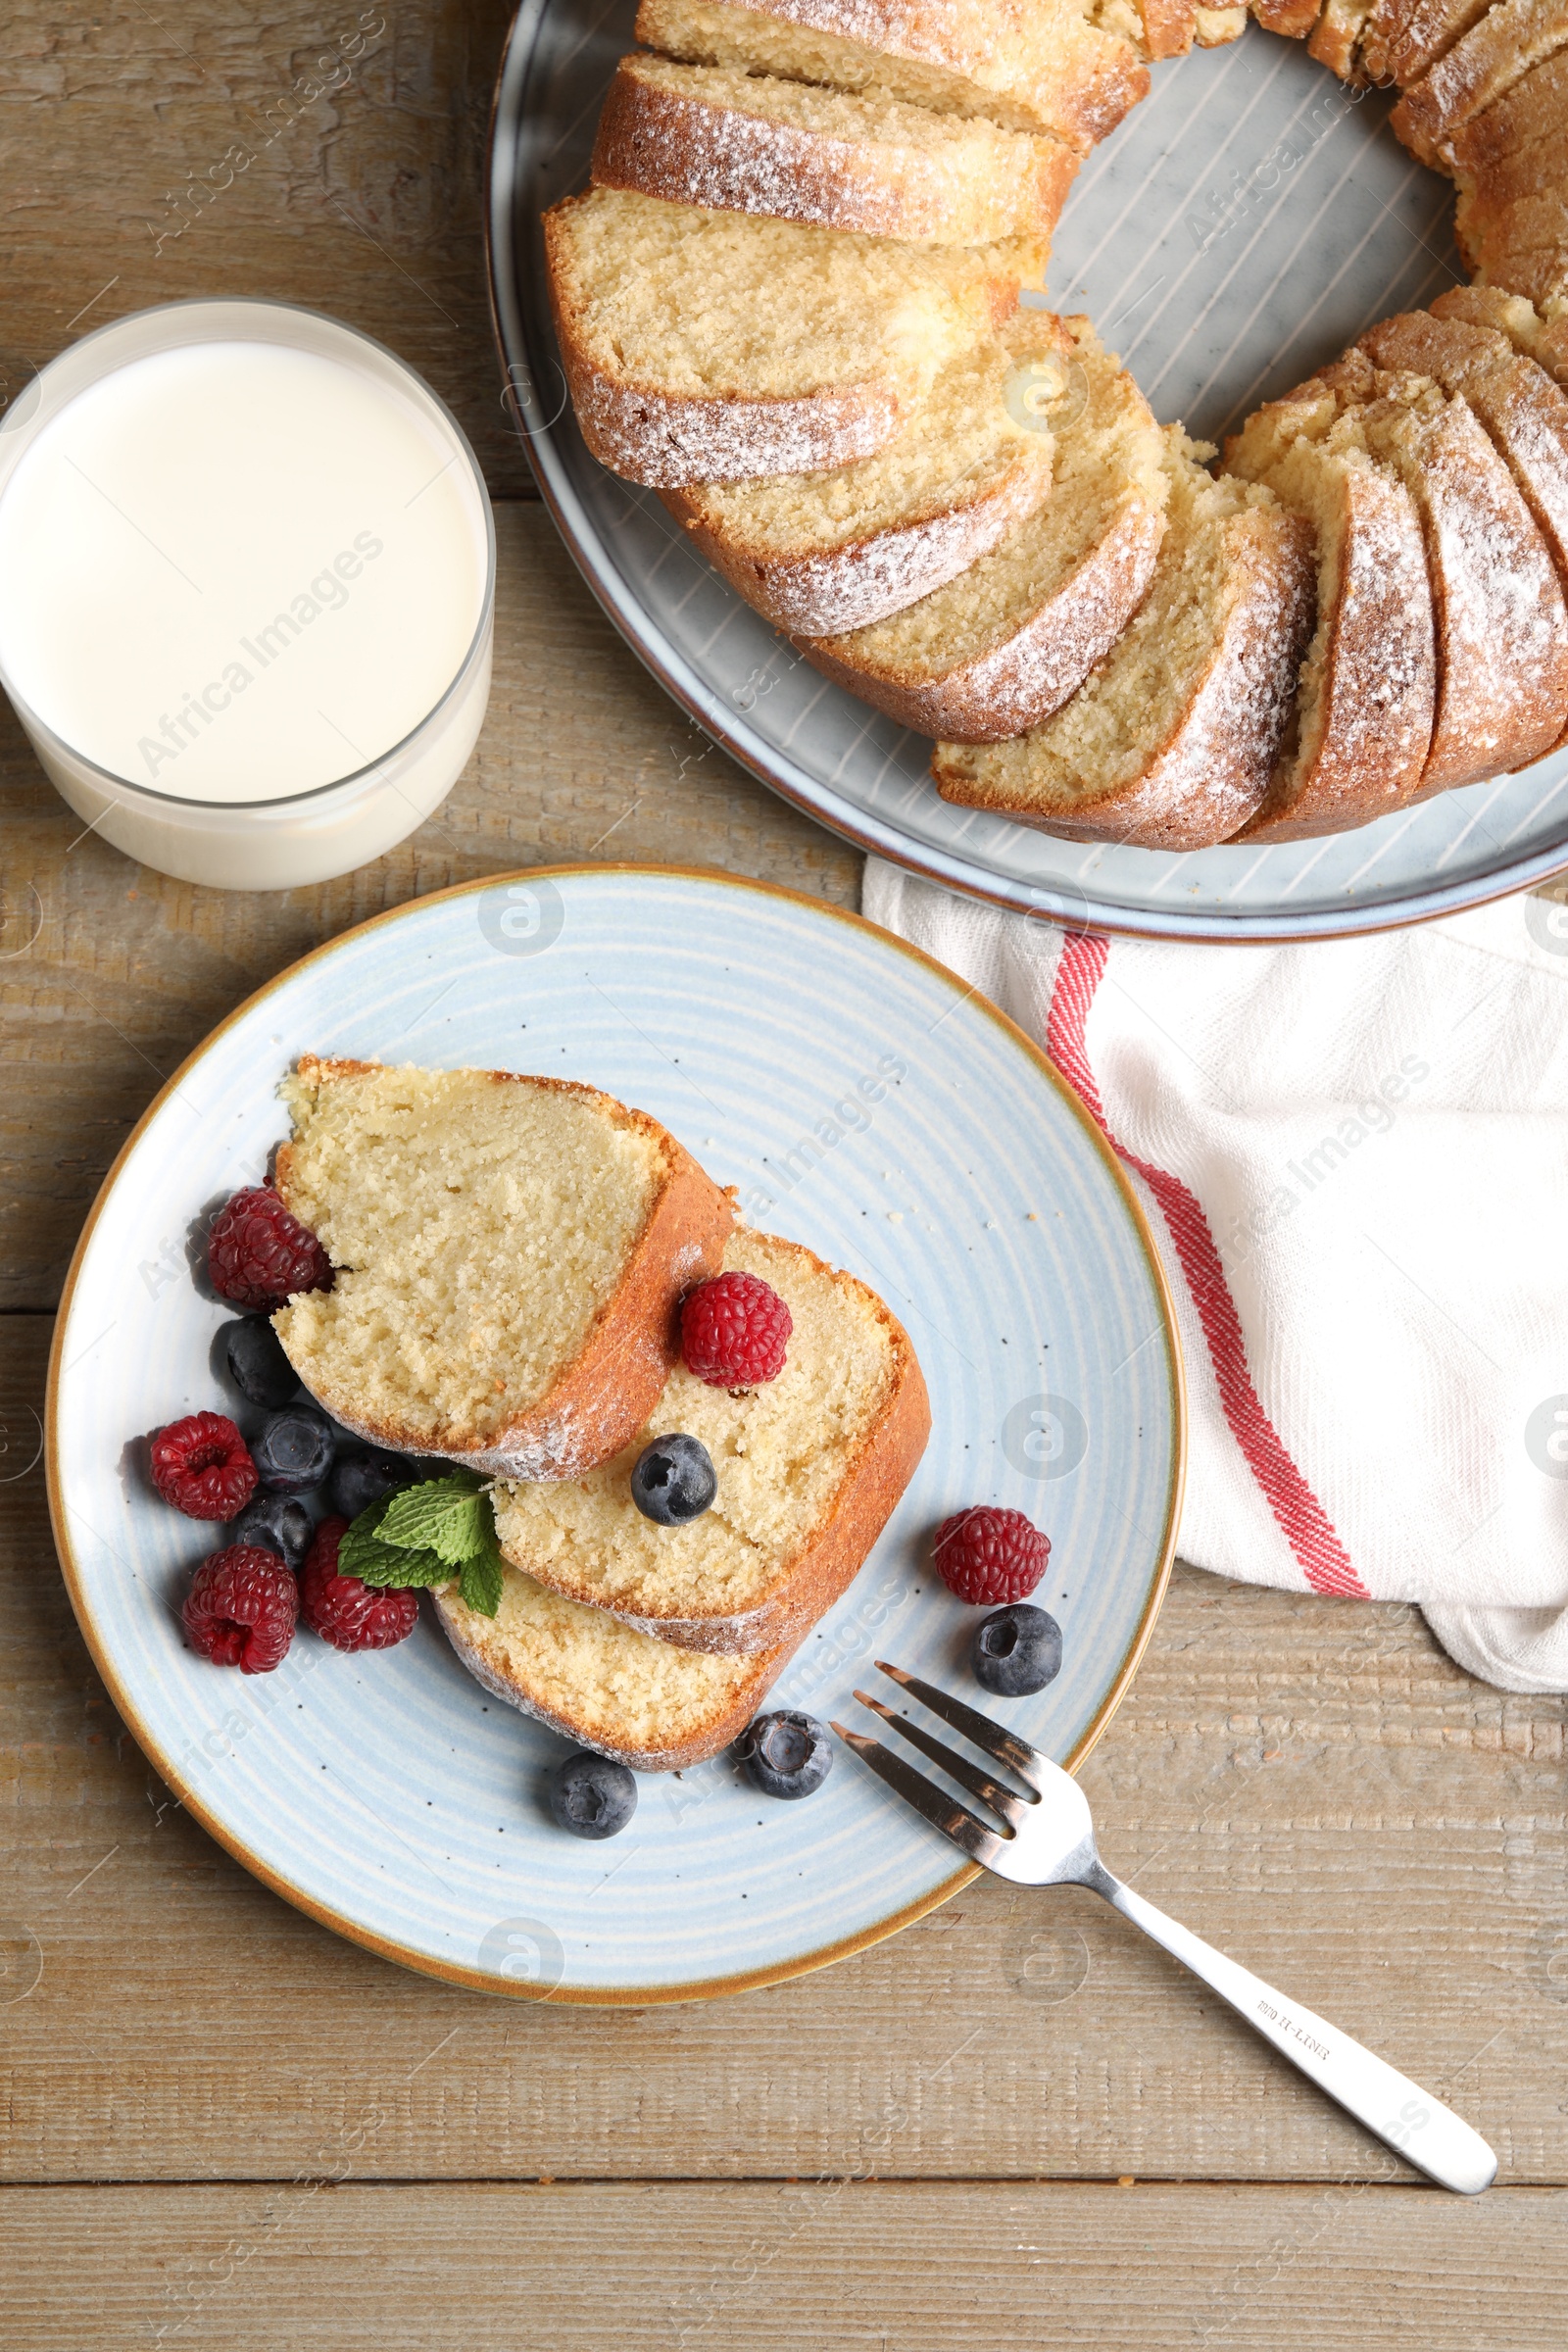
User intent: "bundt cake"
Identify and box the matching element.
[1393,0,1568,164]
[544,188,1026,485]
[931,435,1315,845]
[659,318,1058,633]
[632,0,1152,149]
[1360,305,1568,615]
[1311,352,1568,782]
[536,0,1568,848]
[1222,387,1438,835]
[1361,0,1494,87]
[800,316,1171,740]
[591,53,1083,244]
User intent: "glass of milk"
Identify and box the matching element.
[0,299,495,890]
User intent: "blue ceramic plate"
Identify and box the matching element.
[47,866,1183,2001]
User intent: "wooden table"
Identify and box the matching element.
[3,8,1565,2343]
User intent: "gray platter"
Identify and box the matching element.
[486,0,1568,938]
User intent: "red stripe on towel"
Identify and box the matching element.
[1046,930,1369,1601]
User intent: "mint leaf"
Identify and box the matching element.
[459,1541,504,1618]
[337,1499,439,1588]
[377,1476,491,1565]
[337,1477,506,1605]
[352,1538,449,1590]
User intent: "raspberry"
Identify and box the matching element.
[681,1271,793,1387]
[149,1411,258,1520]
[933,1506,1051,1606]
[183,1545,298,1672]
[208,1186,331,1312]
[300,1516,419,1653]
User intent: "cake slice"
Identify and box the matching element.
[931,434,1315,847]
[1444,48,1568,302]
[1221,387,1437,838]
[1336,363,1568,786]
[1100,0,1199,59]
[1361,0,1494,89]
[634,0,1150,151]
[1307,0,1378,72]
[1394,0,1568,163]
[1361,307,1568,644]
[591,53,1080,249]
[661,323,1056,634]
[801,316,1170,740]
[490,1229,930,1655]
[271,1059,735,1480]
[545,186,1021,485]
[435,1567,792,1770]
[1432,279,1568,384]
[1248,0,1323,35]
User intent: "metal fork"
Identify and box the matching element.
[835,1663,1496,2196]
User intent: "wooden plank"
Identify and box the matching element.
[5,1310,1563,2184]
[2,2181,1564,2349]
[0,0,536,499]
[0,500,859,1307]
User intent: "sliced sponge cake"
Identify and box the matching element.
[545,187,1023,486]
[491,1229,930,1655]
[1312,350,1568,786]
[635,0,1149,151]
[802,315,1169,740]
[1222,387,1438,839]
[435,1566,791,1771]
[1361,305,1568,612]
[661,323,1057,634]
[933,435,1315,845]
[272,1058,735,1481]
[592,53,1080,247]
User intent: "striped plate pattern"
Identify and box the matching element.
[47,868,1182,2000]
[490,5,1568,939]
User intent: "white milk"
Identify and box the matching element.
[0,303,494,888]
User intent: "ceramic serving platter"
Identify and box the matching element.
[47,865,1182,2001]
[487,1,1568,939]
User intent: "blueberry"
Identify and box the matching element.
[253,1402,337,1494]
[330,1445,416,1519]
[228,1492,314,1574]
[219,1315,298,1409]
[736,1709,833,1799]
[549,1749,638,1839]
[630,1432,716,1526]
[971,1603,1062,1697]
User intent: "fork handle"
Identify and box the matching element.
[1091,1867,1496,2194]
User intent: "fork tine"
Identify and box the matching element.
[853,1690,1034,1829]
[831,1724,1005,1867]
[874,1661,1047,1790]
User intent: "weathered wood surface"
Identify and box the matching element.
[1,1,534,498]
[3,2181,1566,2349]
[0,502,858,1308]
[5,1320,1563,2188]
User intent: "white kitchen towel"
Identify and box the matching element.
[863,858,1568,1692]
